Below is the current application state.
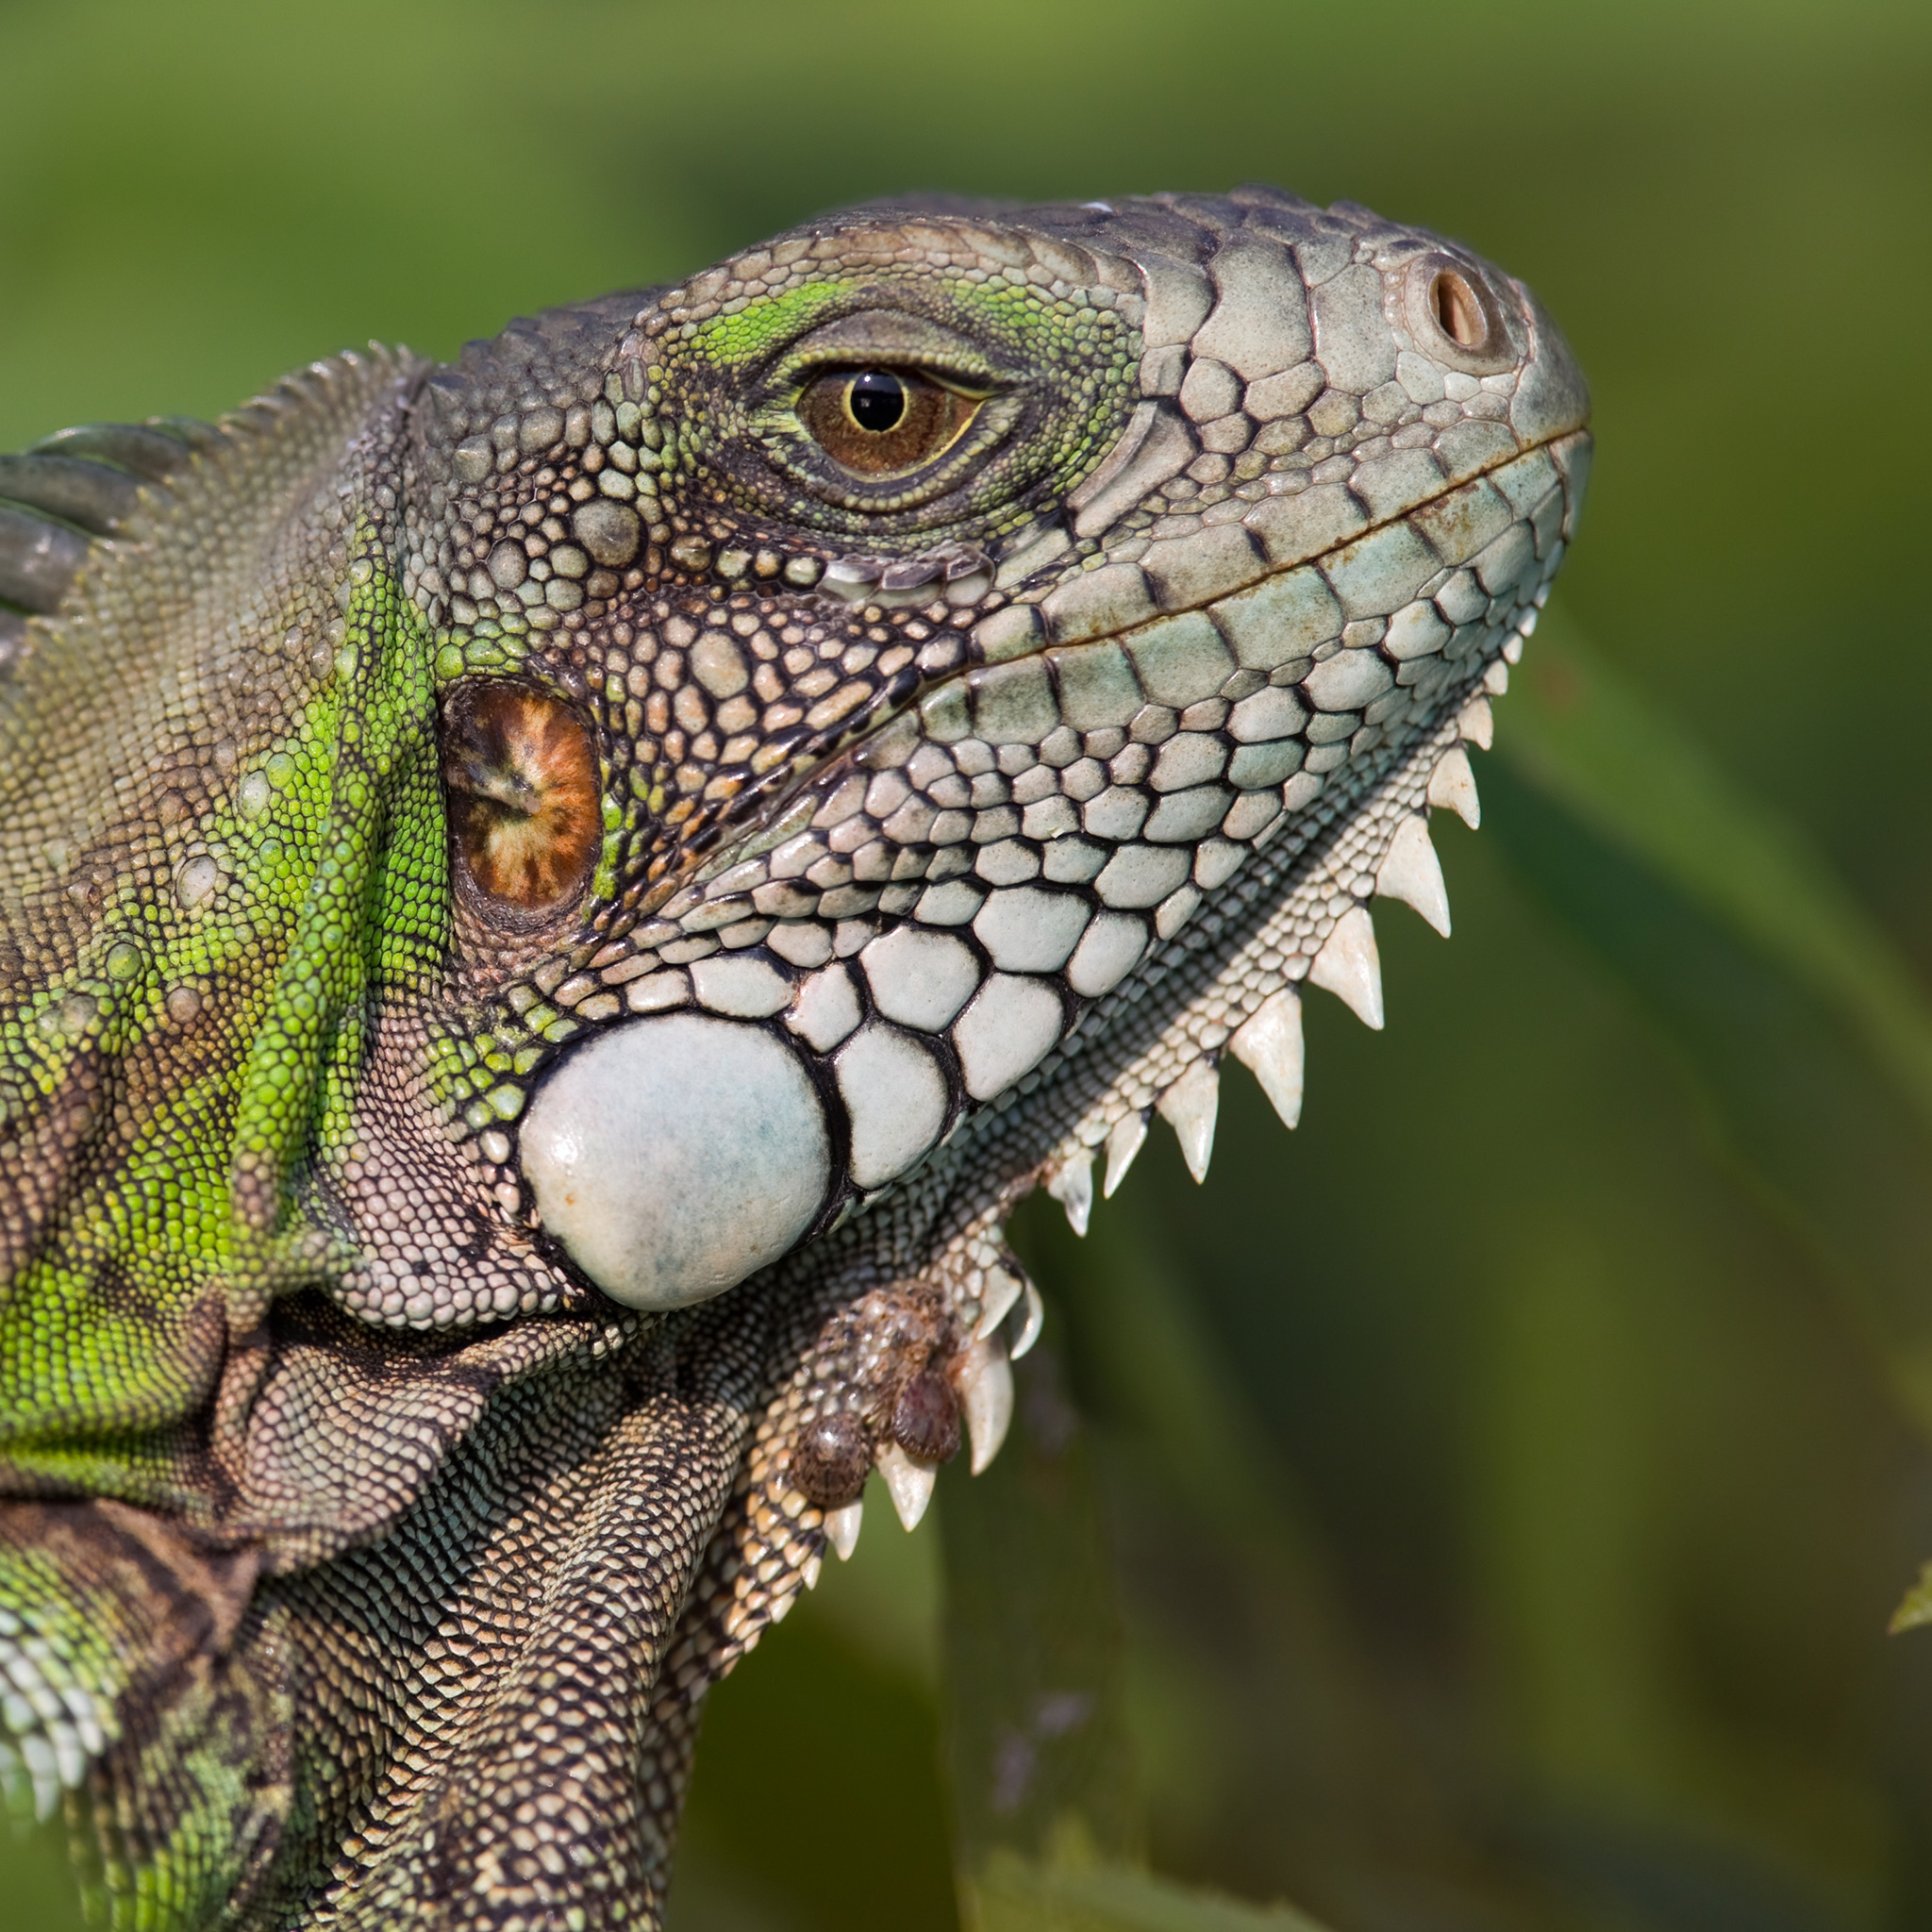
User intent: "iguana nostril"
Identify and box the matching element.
[1431,270,1487,350]
[518,1012,830,1309]
[1403,250,1517,375]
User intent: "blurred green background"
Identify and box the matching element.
[4,1,1930,1926]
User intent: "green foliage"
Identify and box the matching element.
[5,2,1930,1928]
[938,1348,1143,1913]
[1495,619,1932,1434]
[970,1860,1334,1932]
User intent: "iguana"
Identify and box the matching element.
[0,188,1588,1928]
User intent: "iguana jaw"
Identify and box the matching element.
[471,199,1590,1717]
[508,417,1589,1316]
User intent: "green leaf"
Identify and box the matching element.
[1491,611,1932,1442]
[1888,1558,1932,1636]
[938,1345,1142,1879]
[937,1344,1344,1930]
[1501,607,1932,1127]
[0,1821,89,1932]
[970,1856,1335,1932]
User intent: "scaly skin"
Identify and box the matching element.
[0,189,1589,1928]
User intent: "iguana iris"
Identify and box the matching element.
[0,188,1589,1928]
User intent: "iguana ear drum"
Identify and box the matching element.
[518,1013,831,1309]
[440,680,600,915]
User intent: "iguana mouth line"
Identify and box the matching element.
[697,416,1590,885]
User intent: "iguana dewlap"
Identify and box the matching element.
[0,189,1588,1928]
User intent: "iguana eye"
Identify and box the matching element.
[797,367,983,477]
[440,682,599,916]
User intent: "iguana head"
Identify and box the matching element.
[0,187,1587,1924]
[379,188,1586,1341]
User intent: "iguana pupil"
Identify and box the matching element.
[846,369,907,430]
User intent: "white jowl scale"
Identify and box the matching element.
[520,1013,829,1309]
[835,1023,949,1189]
[953,973,1064,1100]
[860,925,982,1030]
[973,885,1091,973]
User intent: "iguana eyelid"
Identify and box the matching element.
[716,303,1047,519]
[778,357,999,403]
[762,307,1015,401]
